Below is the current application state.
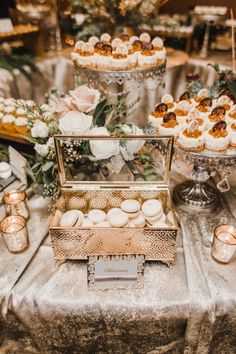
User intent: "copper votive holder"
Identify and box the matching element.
[211,224,236,264]
[0,215,29,253]
[3,189,30,220]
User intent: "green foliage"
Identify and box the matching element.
[93,99,108,126]
[0,54,40,81]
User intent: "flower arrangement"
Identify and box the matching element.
[73,0,168,36]
[17,85,157,201]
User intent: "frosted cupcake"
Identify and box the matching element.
[138,43,157,67]
[205,120,230,151]
[226,105,236,125]
[2,114,16,131]
[88,36,99,47]
[206,106,226,129]
[76,43,95,68]
[71,40,84,62]
[159,112,181,138]
[132,39,143,53]
[229,123,236,147]
[129,36,139,44]
[195,97,212,119]
[15,117,28,134]
[100,33,111,44]
[139,32,151,43]
[111,44,129,70]
[4,105,16,116]
[193,88,209,104]
[174,100,191,124]
[161,94,174,110]
[217,95,234,111]
[182,116,206,132]
[15,107,27,118]
[148,103,168,128]
[178,121,205,152]
[120,33,130,42]
[111,38,122,50]
[96,44,112,70]
[152,37,166,63]
[126,42,138,67]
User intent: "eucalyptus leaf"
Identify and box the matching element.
[93,99,108,127]
[42,161,54,173]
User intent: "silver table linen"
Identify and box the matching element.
[0,179,236,353]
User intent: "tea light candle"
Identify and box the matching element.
[211,225,236,263]
[0,215,29,253]
[3,189,30,220]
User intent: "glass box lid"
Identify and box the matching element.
[54,135,173,189]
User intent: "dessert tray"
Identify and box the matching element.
[173,146,236,212]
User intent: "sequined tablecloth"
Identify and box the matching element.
[0,175,236,354]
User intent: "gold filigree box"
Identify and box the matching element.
[50,135,178,266]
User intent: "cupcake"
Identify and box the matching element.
[2,114,16,131]
[178,91,191,103]
[193,88,209,104]
[195,97,212,119]
[88,36,99,46]
[229,123,236,147]
[148,103,168,128]
[111,44,129,70]
[207,106,226,129]
[159,112,181,138]
[139,32,151,43]
[100,33,111,44]
[161,94,174,110]
[217,95,234,111]
[15,117,28,134]
[152,37,166,63]
[182,116,206,132]
[15,107,27,118]
[205,120,230,151]
[226,104,236,125]
[132,39,143,53]
[126,42,138,67]
[111,38,122,50]
[129,36,139,44]
[71,41,84,62]
[138,43,157,68]
[120,33,130,42]
[4,105,16,116]
[0,102,5,114]
[174,100,191,124]
[178,120,205,152]
[76,43,95,68]
[96,44,112,70]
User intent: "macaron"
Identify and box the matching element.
[96,221,110,227]
[146,213,166,227]
[132,212,146,227]
[108,210,129,227]
[59,210,84,227]
[142,199,163,218]
[166,211,175,226]
[120,199,140,218]
[150,221,169,228]
[53,210,63,227]
[107,208,122,218]
[145,210,165,224]
[88,209,106,224]
[81,218,94,227]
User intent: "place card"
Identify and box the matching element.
[88,254,145,290]
[0,19,14,33]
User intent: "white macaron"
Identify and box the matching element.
[120,199,141,218]
[142,199,163,218]
[108,210,129,227]
[88,209,106,224]
[132,212,146,227]
[59,210,84,227]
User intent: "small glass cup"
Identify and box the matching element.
[0,215,29,253]
[3,190,30,220]
[211,224,236,264]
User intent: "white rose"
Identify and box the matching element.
[31,120,49,138]
[69,86,101,113]
[34,143,49,157]
[120,123,145,161]
[109,154,125,174]
[89,127,120,160]
[59,111,92,135]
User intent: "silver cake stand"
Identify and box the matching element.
[75,63,166,125]
[173,146,236,212]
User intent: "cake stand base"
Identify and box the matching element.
[173,181,221,213]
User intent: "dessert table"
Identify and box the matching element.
[0,171,236,354]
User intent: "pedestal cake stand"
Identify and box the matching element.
[75,63,166,125]
[173,147,236,212]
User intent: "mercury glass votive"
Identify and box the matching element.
[211,225,236,264]
[3,190,30,220]
[0,215,29,253]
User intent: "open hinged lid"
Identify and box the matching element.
[54,135,173,189]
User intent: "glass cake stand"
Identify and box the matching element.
[173,146,236,212]
[74,63,166,125]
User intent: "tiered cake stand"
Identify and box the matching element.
[173,147,236,212]
[75,63,166,125]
